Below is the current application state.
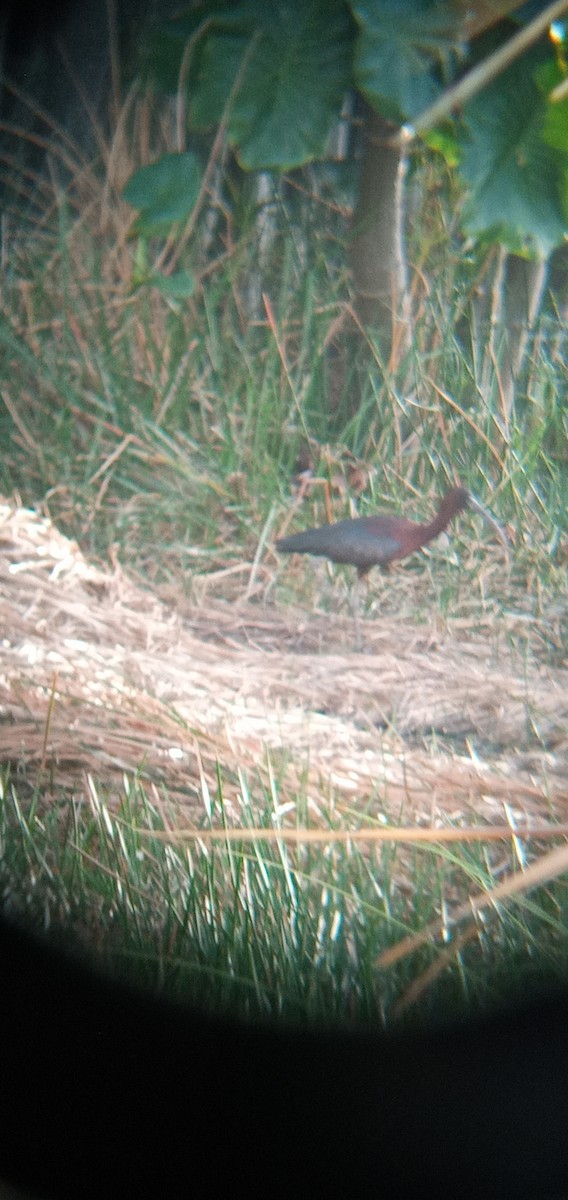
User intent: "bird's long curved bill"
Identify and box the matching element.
[468,494,510,556]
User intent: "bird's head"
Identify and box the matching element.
[437,487,471,521]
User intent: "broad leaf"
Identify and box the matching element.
[152,271,196,299]
[123,153,202,235]
[537,61,568,157]
[352,0,463,122]
[458,50,567,257]
[537,60,568,220]
[145,15,204,93]
[146,1,236,93]
[189,0,354,170]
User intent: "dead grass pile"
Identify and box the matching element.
[1,495,566,830]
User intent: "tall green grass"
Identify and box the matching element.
[0,127,565,599]
[2,767,567,1029]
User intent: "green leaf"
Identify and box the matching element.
[123,153,202,235]
[151,271,196,299]
[458,51,567,257]
[145,17,202,92]
[352,0,462,122]
[537,62,568,157]
[145,2,236,93]
[425,125,461,167]
[189,0,354,171]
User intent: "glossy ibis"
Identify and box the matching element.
[276,486,508,645]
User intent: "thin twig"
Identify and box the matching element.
[40,672,59,772]
[397,0,568,143]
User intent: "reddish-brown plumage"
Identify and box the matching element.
[276,486,473,577]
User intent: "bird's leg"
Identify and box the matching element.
[352,576,361,650]
[351,569,367,651]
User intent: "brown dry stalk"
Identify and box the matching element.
[140,823,568,845]
[392,923,482,1017]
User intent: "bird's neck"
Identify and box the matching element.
[419,506,455,546]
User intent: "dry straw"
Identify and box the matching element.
[1,495,566,828]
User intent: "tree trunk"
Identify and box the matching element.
[349,105,411,359]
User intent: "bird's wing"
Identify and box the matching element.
[324,521,402,568]
[277,518,402,568]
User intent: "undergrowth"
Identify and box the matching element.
[2,767,567,1030]
[0,93,565,612]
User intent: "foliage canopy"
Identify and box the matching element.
[127,0,568,258]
